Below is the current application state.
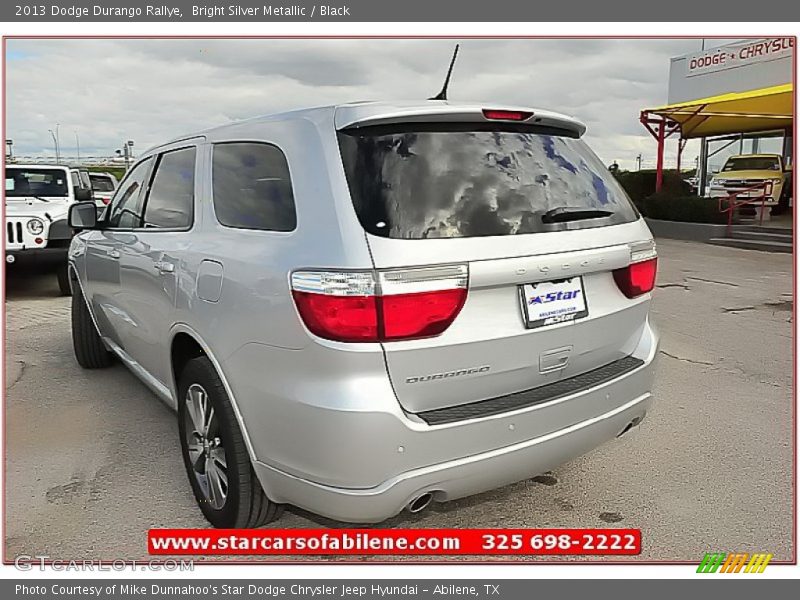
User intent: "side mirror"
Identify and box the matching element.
[69,201,98,230]
[74,187,93,202]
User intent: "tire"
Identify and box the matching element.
[71,286,113,369]
[178,356,282,528]
[772,198,789,216]
[774,181,791,215]
[57,264,72,296]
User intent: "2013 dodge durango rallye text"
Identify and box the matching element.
[25,5,350,18]
[67,100,659,528]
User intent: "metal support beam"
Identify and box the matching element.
[698,137,708,197]
[640,110,685,194]
[655,121,666,192]
[676,138,687,174]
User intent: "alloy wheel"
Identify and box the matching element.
[184,383,228,510]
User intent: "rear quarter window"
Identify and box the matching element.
[211,142,297,232]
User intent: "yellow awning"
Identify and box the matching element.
[644,83,793,138]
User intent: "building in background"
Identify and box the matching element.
[640,38,793,197]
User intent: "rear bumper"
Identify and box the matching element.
[246,320,659,523]
[255,391,652,523]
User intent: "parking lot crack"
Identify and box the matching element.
[657,282,690,290]
[685,276,739,287]
[722,306,756,313]
[659,350,714,366]
[6,360,27,390]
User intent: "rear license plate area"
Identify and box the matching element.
[519,277,588,329]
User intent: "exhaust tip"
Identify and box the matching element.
[617,415,644,438]
[407,492,434,514]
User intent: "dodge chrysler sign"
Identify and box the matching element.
[686,38,794,77]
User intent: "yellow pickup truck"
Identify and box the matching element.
[709,154,787,207]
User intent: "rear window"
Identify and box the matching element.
[722,156,781,172]
[338,125,638,239]
[90,174,115,192]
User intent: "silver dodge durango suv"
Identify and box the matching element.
[67,101,659,528]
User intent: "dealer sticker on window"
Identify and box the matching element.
[520,277,588,329]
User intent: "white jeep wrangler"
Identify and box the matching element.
[5,164,94,295]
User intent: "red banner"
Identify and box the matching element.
[149,528,640,556]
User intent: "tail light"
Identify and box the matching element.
[613,241,657,299]
[291,266,468,343]
[102,197,111,205]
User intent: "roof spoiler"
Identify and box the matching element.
[334,104,586,137]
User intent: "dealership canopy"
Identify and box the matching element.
[641,83,793,139]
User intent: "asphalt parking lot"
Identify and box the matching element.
[3,238,794,562]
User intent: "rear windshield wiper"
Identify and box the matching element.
[541,207,614,224]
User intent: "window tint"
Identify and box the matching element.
[722,156,781,171]
[338,126,639,239]
[90,174,115,192]
[212,143,296,231]
[5,168,69,197]
[79,170,92,190]
[143,147,196,229]
[107,158,153,228]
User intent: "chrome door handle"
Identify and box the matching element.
[107,249,121,259]
[154,261,175,274]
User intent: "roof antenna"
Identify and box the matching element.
[429,44,460,101]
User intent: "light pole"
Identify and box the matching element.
[698,39,708,196]
[48,129,60,163]
[116,139,135,170]
[75,131,81,163]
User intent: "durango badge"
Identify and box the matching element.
[405,366,491,384]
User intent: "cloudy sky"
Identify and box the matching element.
[6,38,732,169]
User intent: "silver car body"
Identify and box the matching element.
[69,101,659,522]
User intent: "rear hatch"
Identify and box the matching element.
[335,105,656,415]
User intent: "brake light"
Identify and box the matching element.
[482,109,533,122]
[291,293,379,342]
[291,266,468,342]
[613,241,658,298]
[102,197,111,205]
[381,289,467,340]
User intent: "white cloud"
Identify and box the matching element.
[6,38,706,169]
